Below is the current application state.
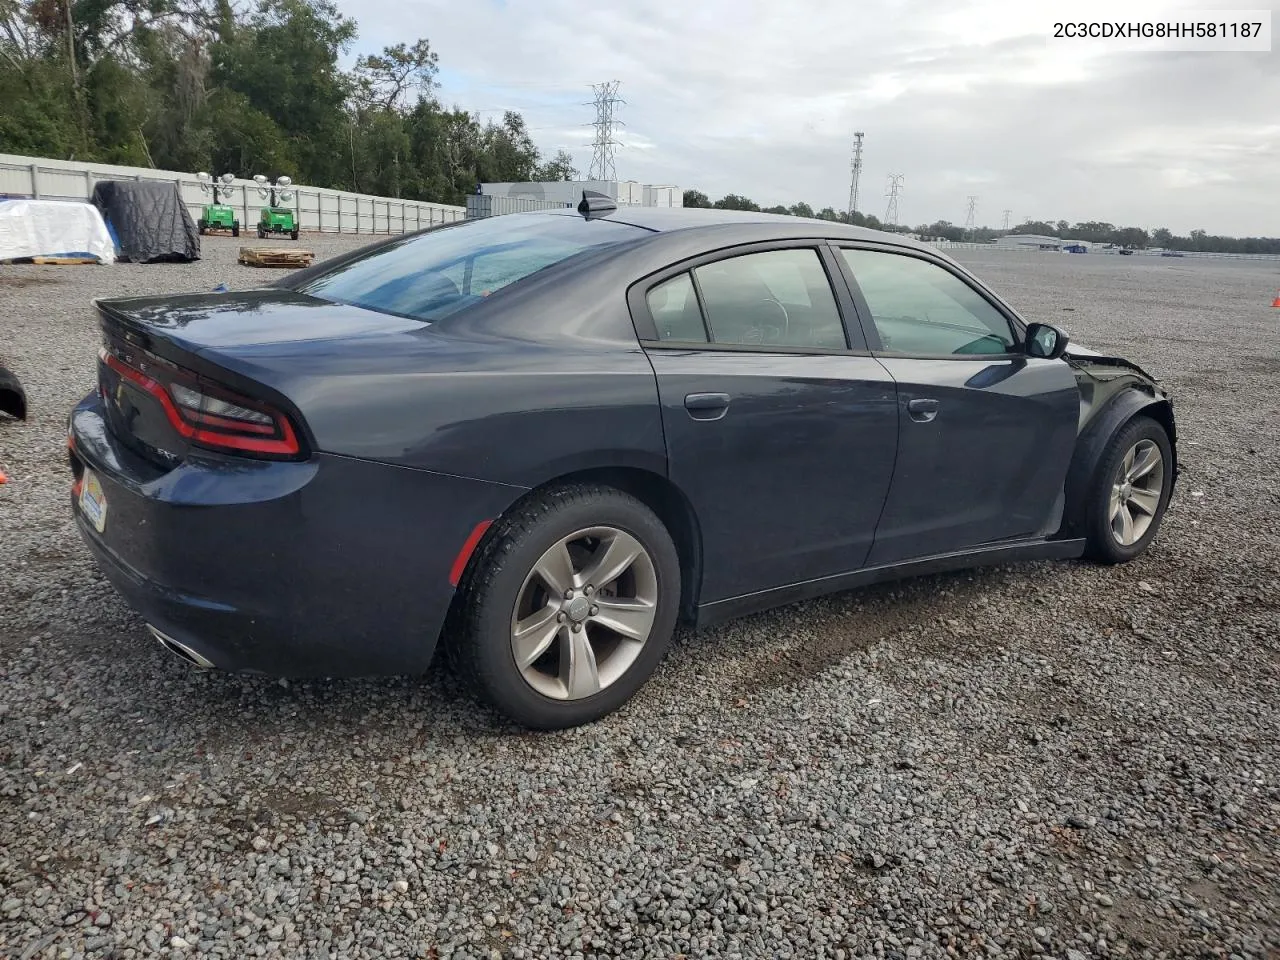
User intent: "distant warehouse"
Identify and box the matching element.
[467,180,682,219]
[993,234,1064,251]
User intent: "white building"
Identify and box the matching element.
[480,180,682,208]
[994,233,1063,250]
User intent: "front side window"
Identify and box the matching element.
[296,215,647,323]
[839,249,1018,355]
[691,249,847,349]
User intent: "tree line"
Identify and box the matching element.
[0,0,577,205]
[683,191,1279,256]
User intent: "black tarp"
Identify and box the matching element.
[91,181,200,263]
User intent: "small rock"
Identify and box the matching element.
[94,910,112,928]
[390,880,409,894]
[171,936,192,949]
[1138,580,1156,594]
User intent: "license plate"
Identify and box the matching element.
[79,469,108,534]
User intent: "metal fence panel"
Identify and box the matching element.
[0,152,464,236]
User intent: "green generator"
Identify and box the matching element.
[196,172,240,236]
[253,175,299,240]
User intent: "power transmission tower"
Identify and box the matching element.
[585,81,625,181]
[964,195,978,236]
[1002,209,1012,231]
[884,174,904,227]
[846,131,864,220]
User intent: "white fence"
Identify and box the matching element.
[466,194,570,219]
[930,239,1280,262]
[0,153,465,236]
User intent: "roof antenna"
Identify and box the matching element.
[578,190,616,219]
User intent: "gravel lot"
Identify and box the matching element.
[1,234,1277,960]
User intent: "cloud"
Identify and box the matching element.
[344,0,1280,234]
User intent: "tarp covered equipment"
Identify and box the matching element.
[0,199,116,264]
[91,180,200,263]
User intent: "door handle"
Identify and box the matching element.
[684,392,730,420]
[907,398,939,423]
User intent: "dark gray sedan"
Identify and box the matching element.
[68,199,1177,728]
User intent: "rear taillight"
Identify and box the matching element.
[100,346,302,458]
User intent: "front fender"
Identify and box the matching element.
[1059,386,1177,538]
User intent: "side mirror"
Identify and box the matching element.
[1025,322,1069,360]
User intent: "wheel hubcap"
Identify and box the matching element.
[510,526,658,701]
[1109,439,1164,546]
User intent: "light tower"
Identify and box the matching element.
[1002,209,1012,231]
[964,195,978,236]
[586,81,625,181]
[884,174,904,227]
[846,131,865,220]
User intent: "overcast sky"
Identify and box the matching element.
[344,0,1279,236]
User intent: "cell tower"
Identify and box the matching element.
[884,174,904,226]
[964,195,978,234]
[846,131,865,220]
[586,81,625,181]
[1002,209,1012,231]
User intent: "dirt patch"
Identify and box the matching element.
[0,274,61,288]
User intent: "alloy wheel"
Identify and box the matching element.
[510,526,658,701]
[1109,438,1164,546]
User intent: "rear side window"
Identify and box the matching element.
[693,249,847,349]
[648,274,707,342]
[296,215,646,323]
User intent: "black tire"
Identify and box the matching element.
[197,219,206,235]
[257,224,266,239]
[449,484,682,729]
[290,229,299,241]
[232,221,240,237]
[1083,415,1174,564]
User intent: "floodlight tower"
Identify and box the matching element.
[586,81,625,181]
[253,174,294,209]
[846,131,865,220]
[884,174,904,227]
[252,174,299,240]
[1002,209,1012,231]
[197,171,237,205]
[195,171,241,236]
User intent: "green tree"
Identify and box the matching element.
[211,0,356,185]
[535,150,578,181]
[713,193,759,211]
[682,189,711,208]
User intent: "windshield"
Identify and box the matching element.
[295,214,647,322]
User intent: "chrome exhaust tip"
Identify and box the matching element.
[147,624,216,669]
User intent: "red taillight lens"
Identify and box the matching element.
[100,347,302,458]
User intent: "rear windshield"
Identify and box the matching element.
[295,214,647,322]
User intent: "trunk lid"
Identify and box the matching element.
[94,290,421,467]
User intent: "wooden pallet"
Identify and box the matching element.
[238,247,315,268]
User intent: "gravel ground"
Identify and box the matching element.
[1,235,1278,960]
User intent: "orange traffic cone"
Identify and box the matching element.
[1272,289,1280,307]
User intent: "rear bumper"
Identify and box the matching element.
[69,392,524,677]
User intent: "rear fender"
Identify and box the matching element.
[1059,387,1177,537]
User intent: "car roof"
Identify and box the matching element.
[537,206,931,251]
